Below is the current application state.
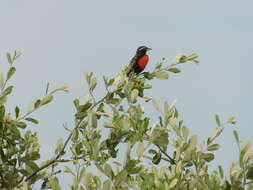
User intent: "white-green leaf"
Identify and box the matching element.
[150,125,169,150]
[41,95,53,105]
[243,149,253,162]
[89,77,97,91]
[182,126,189,141]
[103,180,111,190]
[82,169,92,186]
[172,53,184,65]
[241,140,251,153]
[169,178,178,188]
[207,127,223,145]
[152,99,161,113]
[50,86,69,94]
[136,142,146,159]
[187,135,198,152]
[130,89,139,103]
[155,71,169,80]
[227,116,237,125]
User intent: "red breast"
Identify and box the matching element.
[138,55,149,70]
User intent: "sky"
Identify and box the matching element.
[0,0,253,187]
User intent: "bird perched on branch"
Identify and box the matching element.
[127,46,152,76]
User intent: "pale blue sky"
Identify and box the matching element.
[1,0,253,187]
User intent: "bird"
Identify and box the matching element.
[127,46,152,76]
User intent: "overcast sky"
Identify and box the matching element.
[1,0,253,187]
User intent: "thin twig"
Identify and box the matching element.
[156,145,176,165]
[89,88,96,104]
[45,82,50,96]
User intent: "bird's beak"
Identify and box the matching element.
[147,47,152,51]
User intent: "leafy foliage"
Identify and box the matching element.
[0,51,252,190]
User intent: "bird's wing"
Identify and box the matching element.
[126,55,138,75]
[129,55,139,68]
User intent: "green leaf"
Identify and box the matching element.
[233,130,240,144]
[148,149,157,154]
[6,52,13,65]
[64,166,75,176]
[155,71,169,80]
[0,96,7,106]
[78,102,92,112]
[25,160,39,171]
[172,53,184,65]
[107,78,115,86]
[218,165,224,179]
[246,167,253,180]
[207,144,220,151]
[2,86,13,96]
[103,180,111,190]
[48,177,61,190]
[25,117,39,124]
[15,106,20,118]
[0,72,5,88]
[41,95,53,105]
[152,151,161,165]
[104,163,114,179]
[7,67,16,80]
[0,105,5,121]
[55,138,64,155]
[91,112,97,128]
[167,68,181,73]
[201,153,214,162]
[114,170,127,187]
[73,99,79,109]
[187,53,199,61]
[34,99,41,109]
[16,121,27,128]
[215,114,221,127]
[179,55,188,63]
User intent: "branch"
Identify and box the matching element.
[22,90,115,183]
[156,145,176,165]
